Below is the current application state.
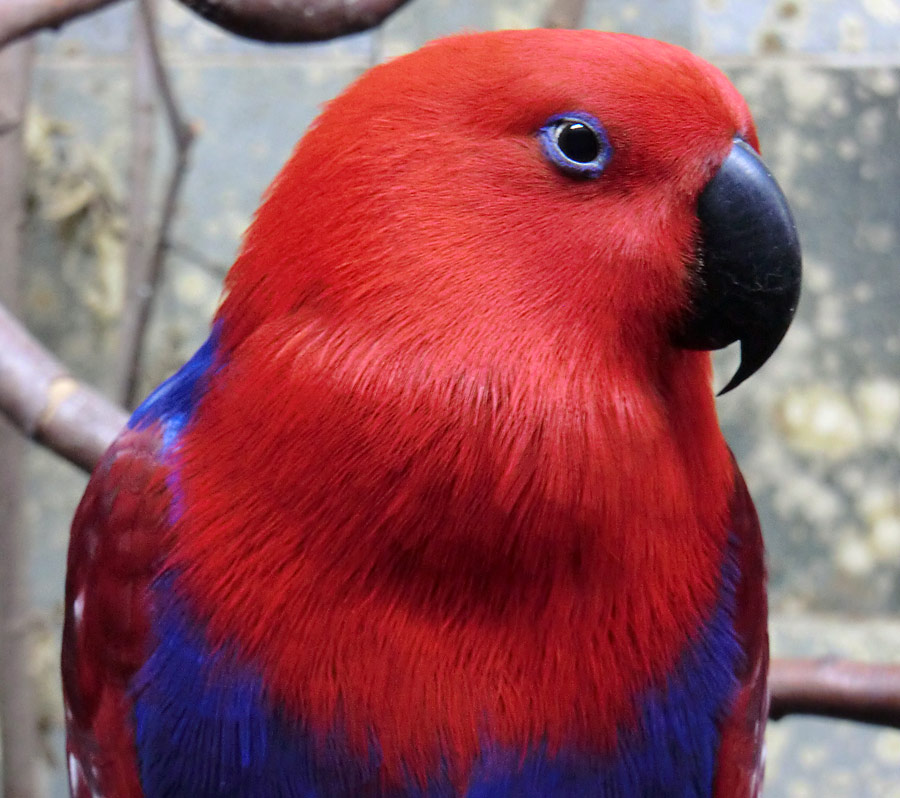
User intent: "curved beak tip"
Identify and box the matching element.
[717,337,782,396]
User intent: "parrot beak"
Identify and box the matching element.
[675,138,802,394]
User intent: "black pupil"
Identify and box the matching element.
[557,122,600,163]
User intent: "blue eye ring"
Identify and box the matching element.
[539,112,612,179]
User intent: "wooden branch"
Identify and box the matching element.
[0,38,39,798]
[116,0,195,410]
[769,657,900,729]
[115,0,157,408]
[175,0,414,43]
[143,0,193,152]
[542,0,587,29]
[0,0,413,48]
[0,0,122,48]
[0,303,127,473]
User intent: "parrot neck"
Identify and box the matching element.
[169,323,736,784]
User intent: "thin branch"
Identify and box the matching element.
[114,0,156,408]
[117,0,196,410]
[143,0,194,152]
[769,657,900,729]
[0,303,127,473]
[0,0,122,48]
[122,133,193,408]
[542,0,587,29]
[114,0,157,408]
[0,38,39,798]
[0,0,413,48]
[175,0,414,43]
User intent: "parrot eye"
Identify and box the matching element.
[540,112,612,178]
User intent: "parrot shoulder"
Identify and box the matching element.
[61,425,168,798]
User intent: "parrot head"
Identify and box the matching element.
[220,28,800,395]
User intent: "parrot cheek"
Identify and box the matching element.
[617,199,704,329]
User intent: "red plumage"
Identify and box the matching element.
[63,430,166,797]
[63,29,778,796]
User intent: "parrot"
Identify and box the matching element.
[62,28,801,798]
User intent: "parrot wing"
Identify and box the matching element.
[61,334,220,798]
[714,463,769,798]
[61,425,168,798]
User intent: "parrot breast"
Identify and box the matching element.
[123,323,743,797]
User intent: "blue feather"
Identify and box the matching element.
[132,547,741,797]
[129,324,221,440]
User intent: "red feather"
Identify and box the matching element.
[62,428,168,797]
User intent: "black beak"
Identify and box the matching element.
[676,138,802,394]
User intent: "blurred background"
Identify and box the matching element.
[1,0,899,795]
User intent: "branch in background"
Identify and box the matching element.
[0,0,413,48]
[144,0,193,151]
[769,658,900,729]
[0,38,39,798]
[542,0,587,29]
[0,303,127,473]
[116,0,196,409]
[0,0,121,48]
[115,0,157,408]
[176,0,413,43]
[166,237,229,278]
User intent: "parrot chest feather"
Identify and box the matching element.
[131,537,744,798]
[116,334,750,797]
[157,324,740,788]
[66,327,763,798]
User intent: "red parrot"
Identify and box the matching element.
[62,29,801,797]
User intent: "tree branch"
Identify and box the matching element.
[176,0,414,43]
[0,0,122,48]
[769,657,900,729]
[143,0,193,152]
[128,0,197,409]
[0,303,127,473]
[116,0,196,409]
[542,0,587,29]
[115,0,157,408]
[0,0,413,48]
